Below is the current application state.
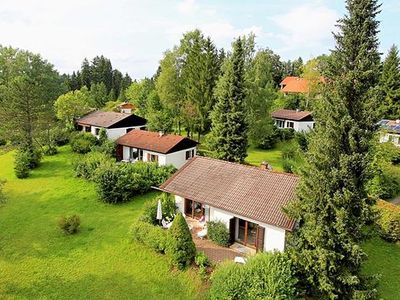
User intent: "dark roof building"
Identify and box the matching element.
[160,156,299,231]
[271,109,313,122]
[76,111,146,128]
[116,130,198,154]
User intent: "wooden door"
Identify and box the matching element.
[255,226,265,253]
[229,218,236,244]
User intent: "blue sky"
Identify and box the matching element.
[0,0,399,79]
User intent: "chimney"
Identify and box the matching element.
[296,108,300,112]
[260,161,272,171]
[158,131,164,137]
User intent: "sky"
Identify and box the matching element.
[1,0,399,79]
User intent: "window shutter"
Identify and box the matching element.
[256,226,265,253]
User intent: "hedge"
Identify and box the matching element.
[70,132,97,154]
[376,200,400,242]
[210,252,298,299]
[74,151,115,180]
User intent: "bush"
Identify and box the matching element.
[166,213,196,269]
[277,128,295,141]
[51,127,71,146]
[58,215,81,234]
[376,200,400,242]
[210,252,298,300]
[295,132,309,152]
[70,132,97,154]
[0,139,6,146]
[0,179,6,203]
[131,221,168,253]
[282,159,294,174]
[43,144,58,156]
[207,221,230,247]
[141,193,176,225]
[74,151,115,180]
[91,139,116,156]
[14,149,31,179]
[195,251,209,267]
[367,164,400,199]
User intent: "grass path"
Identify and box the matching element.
[0,147,203,299]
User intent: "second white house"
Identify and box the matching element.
[116,130,198,169]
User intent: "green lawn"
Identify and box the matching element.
[363,235,400,299]
[0,147,203,299]
[246,145,284,171]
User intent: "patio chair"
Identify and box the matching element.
[197,228,207,239]
[161,219,173,229]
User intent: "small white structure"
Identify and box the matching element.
[159,156,299,252]
[76,111,147,140]
[378,119,400,147]
[118,102,135,114]
[272,109,314,132]
[116,130,198,169]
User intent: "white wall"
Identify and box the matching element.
[122,146,196,168]
[85,126,144,140]
[273,118,314,133]
[173,197,287,252]
[380,133,400,147]
[165,147,197,169]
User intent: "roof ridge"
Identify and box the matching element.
[194,155,299,178]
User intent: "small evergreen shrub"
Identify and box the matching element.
[58,215,81,234]
[210,252,298,300]
[74,151,115,180]
[14,149,31,179]
[166,213,196,269]
[70,132,97,154]
[140,193,176,225]
[376,200,400,242]
[131,221,168,253]
[207,221,230,247]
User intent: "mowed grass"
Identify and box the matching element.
[0,147,203,299]
[363,235,400,299]
[246,144,284,171]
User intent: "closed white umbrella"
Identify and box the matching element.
[156,199,162,223]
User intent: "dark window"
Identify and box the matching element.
[147,153,158,163]
[129,148,138,159]
[185,149,195,160]
[95,128,100,135]
[138,149,143,160]
[85,126,91,132]
[287,121,294,128]
[126,128,133,133]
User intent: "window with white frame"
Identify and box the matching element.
[185,149,195,160]
[287,121,294,128]
[275,120,285,128]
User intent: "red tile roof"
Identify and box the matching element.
[281,76,309,93]
[160,156,298,231]
[116,130,198,154]
[271,109,313,121]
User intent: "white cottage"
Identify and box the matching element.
[159,156,299,252]
[378,119,400,147]
[76,111,147,140]
[272,109,314,132]
[116,130,198,169]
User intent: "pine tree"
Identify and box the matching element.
[80,58,91,88]
[379,45,400,119]
[287,1,381,299]
[210,38,248,163]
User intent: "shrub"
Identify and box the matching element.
[91,139,116,156]
[14,149,31,179]
[376,200,400,242]
[282,159,294,174]
[210,252,298,300]
[367,164,400,199]
[51,127,71,146]
[295,132,309,151]
[70,132,97,154]
[0,179,6,203]
[74,151,115,180]
[0,139,6,146]
[166,213,196,269]
[43,144,58,156]
[58,215,81,234]
[141,193,176,224]
[131,221,168,253]
[207,221,230,247]
[277,128,295,141]
[195,251,209,267]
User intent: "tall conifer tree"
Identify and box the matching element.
[287,0,381,298]
[210,38,247,163]
[379,45,400,119]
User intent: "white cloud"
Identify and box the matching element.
[177,0,199,14]
[270,3,338,56]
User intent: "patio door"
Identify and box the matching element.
[236,218,264,251]
[184,199,204,220]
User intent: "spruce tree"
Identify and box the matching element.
[287,0,381,299]
[210,38,247,163]
[379,45,400,119]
